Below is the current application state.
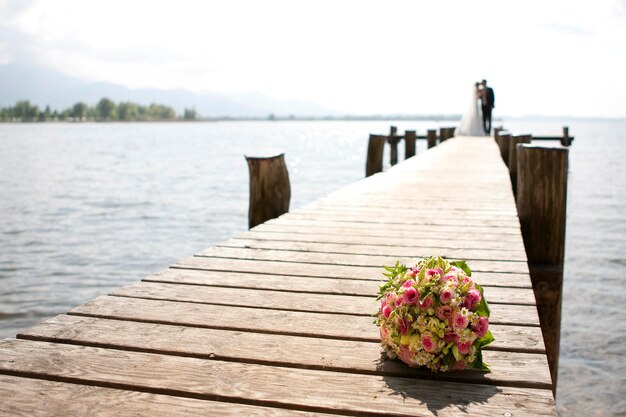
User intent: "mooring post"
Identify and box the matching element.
[404,130,416,159]
[509,134,532,196]
[245,153,291,229]
[388,126,400,166]
[497,132,511,166]
[427,129,437,149]
[516,144,568,394]
[561,126,571,146]
[494,127,503,141]
[366,134,386,177]
[439,128,451,142]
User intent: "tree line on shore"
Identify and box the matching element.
[0,98,198,122]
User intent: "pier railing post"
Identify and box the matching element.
[404,130,416,159]
[427,129,437,149]
[245,153,291,229]
[516,144,568,394]
[366,134,386,177]
[497,132,511,166]
[509,134,532,196]
[388,126,399,166]
[494,127,503,141]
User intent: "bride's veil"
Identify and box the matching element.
[456,85,485,136]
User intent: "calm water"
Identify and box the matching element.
[0,120,624,416]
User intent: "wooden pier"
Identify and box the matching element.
[0,136,557,415]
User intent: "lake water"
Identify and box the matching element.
[0,120,624,416]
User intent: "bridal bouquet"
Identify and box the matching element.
[374,256,494,372]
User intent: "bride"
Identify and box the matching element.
[456,82,486,136]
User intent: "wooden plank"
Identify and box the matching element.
[262,218,525,238]
[144,269,536,301]
[0,374,324,417]
[307,197,516,211]
[293,206,520,221]
[116,281,536,313]
[196,247,530,274]
[0,339,557,416]
[219,237,528,262]
[18,315,553,389]
[173,256,533,288]
[69,296,544,349]
[244,228,527,252]
[281,212,521,229]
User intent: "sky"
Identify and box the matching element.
[1,0,625,117]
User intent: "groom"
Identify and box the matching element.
[480,79,495,134]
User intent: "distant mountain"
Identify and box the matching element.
[0,62,336,117]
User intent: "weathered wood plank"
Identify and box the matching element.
[69,296,544,349]
[292,206,520,221]
[115,281,536,315]
[262,218,525,238]
[144,269,536,302]
[0,339,556,416]
[173,256,533,288]
[18,315,552,389]
[196,246,530,274]
[0,374,325,417]
[220,237,528,261]
[244,229,527,252]
[281,211,521,229]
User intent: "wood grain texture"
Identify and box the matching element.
[0,374,327,417]
[0,339,556,416]
[219,237,528,261]
[18,315,553,389]
[195,246,530,274]
[68,296,544,350]
[173,256,533,288]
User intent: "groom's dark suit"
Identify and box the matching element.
[481,87,495,134]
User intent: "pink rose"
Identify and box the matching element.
[452,360,466,371]
[453,313,469,330]
[466,289,482,309]
[409,266,420,277]
[426,267,444,280]
[421,334,436,352]
[472,316,489,338]
[398,345,416,366]
[419,295,433,310]
[398,317,411,334]
[379,326,389,342]
[443,273,458,284]
[382,305,392,318]
[402,279,416,288]
[403,287,419,305]
[440,289,453,304]
[456,340,472,355]
[436,305,454,321]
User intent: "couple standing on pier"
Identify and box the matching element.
[456,80,495,136]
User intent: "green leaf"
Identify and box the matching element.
[476,330,495,349]
[450,260,472,277]
[469,350,491,372]
[473,283,491,317]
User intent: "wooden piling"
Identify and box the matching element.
[427,129,437,149]
[388,126,400,166]
[497,132,511,165]
[404,130,416,159]
[509,134,532,196]
[516,144,568,394]
[366,134,386,177]
[246,153,291,229]
[561,126,571,146]
[494,127,503,141]
[439,127,454,142]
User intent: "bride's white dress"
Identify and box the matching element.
[456,87,486,136]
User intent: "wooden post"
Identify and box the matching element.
[439,128,451,142]
[509,134,532,196]
[494,127,503,141]
[366,134,386,177]
[388,126,399,166]
[497,132,511,166]
[404,130,416,159]
[561,126,571,146]
[245,153,291,229]
[516,144,568,394]
[427,129,437,149]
